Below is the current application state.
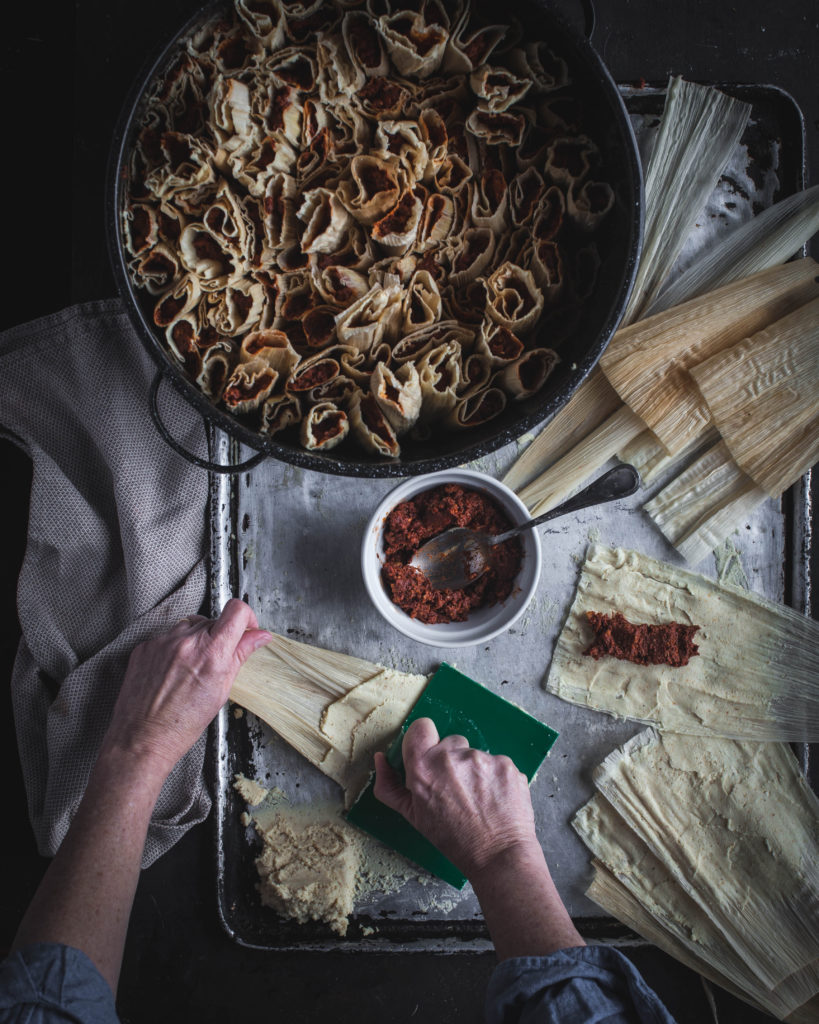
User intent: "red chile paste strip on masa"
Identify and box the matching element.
[381,483,522,624]
[583,611,700,667]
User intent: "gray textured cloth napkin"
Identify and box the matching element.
[1,298,212,867]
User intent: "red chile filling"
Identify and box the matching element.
[500,276,536,316]
[583,611,701,667]
[360,393,394,442]
[464,390,504,424]
[274,55,314,90]
[155,294,186,326]
[141,252,176,282]
[230,290,253,321]
[409,291,426,323]
[489,328,523,361]
[157,209,181,243]
[348,19,381,68]
[538,242,562,281]
[162,132,193,168]
[516,173,544,219]
[267,86,291,132]
[551,141,589,177]
[303,308,336,346]
[281,290,311,319]
[138,127,164,167]
[313,411,345,444]
[381,483,523,624]
[198,325,224,350]
[130,207,153,251]
[358,161,394,196]
[171,319,196,345]
[224,371,274,406]
[291,360,337,390]
[463,32,492,67]
[422,113,446,148]
[204,207,227,234]
[374,192,414,236]
[360,77,406,112]
[390,17,443,56]
[536,195,564,240]
[416,250,444,280]
[288,8,336,43]
[476,112,521,137]
[482,169,506,208]
[454,231,486,272]
[326,268,359,304]
[192,232,223,262]
[518,352,547,392]
[217,36,250,71]
[256,137,282,170]
[442,157,469,189]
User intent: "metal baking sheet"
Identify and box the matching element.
[212,85,812,950]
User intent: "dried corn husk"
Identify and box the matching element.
[689,297,819,497]
[600,259,819,455]
[617,426,719,486]
[644,442,767,565]
[547,545,819,740]
[576,731,819,996]
[621,77,752,325]
[501,371,621,492]
[230,632,428,806]
[518,406,643,514]
[647,184,819,316]
[579,795,819,1022]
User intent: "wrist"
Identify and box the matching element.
[467,836,547,888]
[92,739,170,802]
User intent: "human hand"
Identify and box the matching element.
[373,718,540,879]
[101,599,271,782]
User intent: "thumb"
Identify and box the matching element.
[236,629,273,664]
[373,752,413,820]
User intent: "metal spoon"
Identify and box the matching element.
[409,464,641,591]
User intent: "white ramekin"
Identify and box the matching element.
[361,468,542,648]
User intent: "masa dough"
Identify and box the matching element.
[546,545,819,741]
[234,778,434,936]
[319,668,428,806]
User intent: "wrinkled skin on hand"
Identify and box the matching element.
[373,717,539,878]
[102,598,271,779]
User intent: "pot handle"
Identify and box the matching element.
[149,372,267,474]
[579,0,596,40]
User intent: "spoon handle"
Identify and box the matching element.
[492,464,641,544]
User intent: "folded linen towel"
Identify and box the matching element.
[0,298,211,866]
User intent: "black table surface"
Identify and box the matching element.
[2,2,816,1021]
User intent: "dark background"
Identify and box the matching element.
[2,2,816,1021]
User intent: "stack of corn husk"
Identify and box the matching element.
[503,77,819,566]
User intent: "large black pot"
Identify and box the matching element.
[108,0,642,477]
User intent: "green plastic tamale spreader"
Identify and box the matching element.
[345,663,559,889]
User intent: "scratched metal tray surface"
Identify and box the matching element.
[211,85,812,951]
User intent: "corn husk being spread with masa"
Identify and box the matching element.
[230,632,427,807]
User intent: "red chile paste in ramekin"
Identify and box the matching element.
[381,483,523,624]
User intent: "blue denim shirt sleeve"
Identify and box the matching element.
[0,943,119,1024]
[486,946,678,1024]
